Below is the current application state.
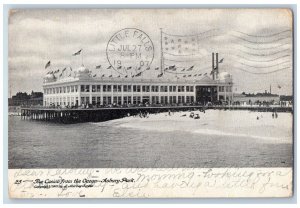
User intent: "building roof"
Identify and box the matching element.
[42,74,234,87]
[43,65,233,87]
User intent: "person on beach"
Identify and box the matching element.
[272,112,274,119]
[194,114,200,119]
[189,112,194,118]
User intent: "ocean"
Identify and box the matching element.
[8,110,293,169]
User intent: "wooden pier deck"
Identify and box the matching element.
[20,105,293,124]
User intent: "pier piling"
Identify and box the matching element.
[20,105,292,124]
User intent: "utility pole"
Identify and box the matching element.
[81,49,84,66]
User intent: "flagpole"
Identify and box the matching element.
[81,49,83,66]
[160,28,164,75]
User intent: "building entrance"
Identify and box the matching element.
[195,86,217,105]
[142,96,150,104]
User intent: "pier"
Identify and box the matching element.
[20,105,293,124]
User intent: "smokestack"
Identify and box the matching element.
[216,53,219,79]
[212,53,215,80]
[216,53,219,70]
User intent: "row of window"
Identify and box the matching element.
[45,85,232,95]
[44,84,196,94]
[84,85,194,93]
[45,95,195,106]
[44,85,78,95]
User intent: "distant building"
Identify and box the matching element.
[280,95,293,107]
[9,91,43,106]
[233,93,280,106]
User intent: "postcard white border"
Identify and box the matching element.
[2,1,298,206]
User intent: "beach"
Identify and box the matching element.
[102,110,292,144]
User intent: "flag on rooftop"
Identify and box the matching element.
[135,72,142,77]
[96,65,101,69]
[157,73,163,78]
[162,34,198,56]
[162,30,213,80]
[187,66,194,71]
[107,65,112,69]
[45,61,51,69]
[72,49,82,56]
[219,58,224,63]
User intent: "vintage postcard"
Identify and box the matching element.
[8,8,293,198]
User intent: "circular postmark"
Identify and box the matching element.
[106,28,154,75]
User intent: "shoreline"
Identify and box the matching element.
[96,110,292,144]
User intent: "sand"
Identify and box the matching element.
[103,110,293,144]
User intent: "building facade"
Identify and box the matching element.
[43,66,233,107]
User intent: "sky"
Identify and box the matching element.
[8,9,293,96]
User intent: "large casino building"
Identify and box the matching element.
[43,53,233,107]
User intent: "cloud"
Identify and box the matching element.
[8,9,293,95]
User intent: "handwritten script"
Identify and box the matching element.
[9,168,292,198]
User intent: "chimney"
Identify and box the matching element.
[212,53,215,80]
[216,53,219,79]
[216,53,219,70]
